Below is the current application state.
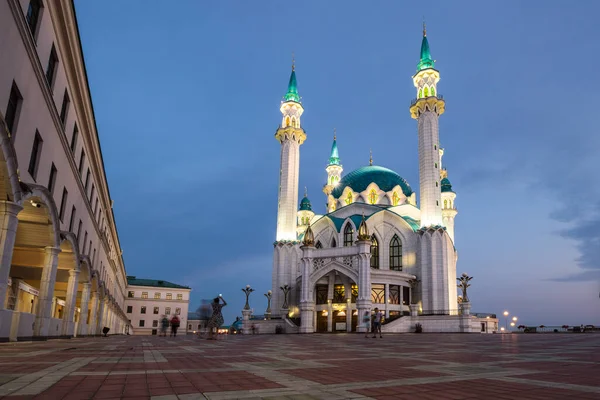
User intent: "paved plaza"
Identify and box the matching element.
[0,333,599,400]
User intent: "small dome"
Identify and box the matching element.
[441,177,453,193]
[299,196,312,211]
[331,165,413,199]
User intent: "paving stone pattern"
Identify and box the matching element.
[0,333,599,399]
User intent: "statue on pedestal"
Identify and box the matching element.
[457,273,473,303]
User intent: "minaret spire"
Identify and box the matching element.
[410,24,445,228]
[275,62,306,241]
[323,129,343,212]
[369,149,373,166]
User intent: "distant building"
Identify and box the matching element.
[124,277,190,335]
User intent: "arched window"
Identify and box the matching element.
[389,235,402,271]
[418,88,423,98]
[291,117,297,128]
[315,241,322,249]
[343,223,354,247]
[331,237,337,248]
[444,199,447,208]
[431,87,436,96]
[370,235,379,269]
[424,87,429,97]
[285,116,290,127]
[345,191,353,205]
[368,189,377,204]
[392,191,400,206]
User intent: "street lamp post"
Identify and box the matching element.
[503,311,509,332]
[242,285,255,310]
[512,316,518,331]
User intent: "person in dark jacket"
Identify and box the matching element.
[170,314,180,337]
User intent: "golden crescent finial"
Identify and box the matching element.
[369,149,373,166]
[333,128,336,141]
[423,17,427,37]
[304,186,307,197]
[292,52,295,71]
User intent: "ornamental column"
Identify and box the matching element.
[299,225,315,333]
[88,292,99,335]
[77,283,91,336]
[34,246,61,337]
[356,217,372,333]
[62,269,80,336]
[0,201,22,308]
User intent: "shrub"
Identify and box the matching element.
[415,323,423,333]
[275,325,283,334]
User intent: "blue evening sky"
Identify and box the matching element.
[75,1,600,326]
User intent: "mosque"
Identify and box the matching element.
[268,27,498,334]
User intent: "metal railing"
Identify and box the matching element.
[418,309,461,316]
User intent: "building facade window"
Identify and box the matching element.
[58,187,68,222]
[90,184,95,202]
[59,89,70,125]
[82,231,87,253]
[175,307,181,315]
[316,285,327,304]
[77,220,82,240]
[389,285,400,305]
[403,286,410,305]
[68,205,76,232]
[166,293,172,300]
[153,307,159,314]
[343,223,353,247]
[371,284,385,304]
[140,306,146,314]
[331,238,336,248]
[128,291,134,298]
[139,320,145,327]
[84,169,90,191]
[45,44,58,89]
[70,124,78,153]
[176,294,183,300]
[26,0,43,39]
[389,235,403,271]
[368,189,377,204]
[126,306,132,313]
[370,235,379,269]
[28,130,43,180]
[315,241,322,249]
[141,292,148,299]
[165,307,171,315]
[154,292,160,299]
[152,320,158,327]
[47,163,57,195]
[78,150,85,175]
[333,284,345,303]
[5,81,23,137]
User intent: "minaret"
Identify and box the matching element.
[275,59,306,241]
[410,23,445,227]
[440,169,458,243]
[297,188,315,237]
[323,130,343,212]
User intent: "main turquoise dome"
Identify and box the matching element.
[331,165,413,198]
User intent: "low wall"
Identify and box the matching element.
[243,318,298,334]
[47,318,62,338]
[382,315,498,333]
[0,309,14,341]
[16,312,35,340]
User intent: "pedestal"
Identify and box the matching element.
[460,302,471,316]
[265,312,271,320]
[459,302,472,333]
[299,301,314,334]
[409,304,419,317]
[241,309,252,335]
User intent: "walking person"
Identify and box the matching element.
[160,315,169,337]
[207,295,227,340]
[372,307,383,338]
[170,314,180,337]
[363,311,371,338]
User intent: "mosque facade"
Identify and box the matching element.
[270,28,496,333]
